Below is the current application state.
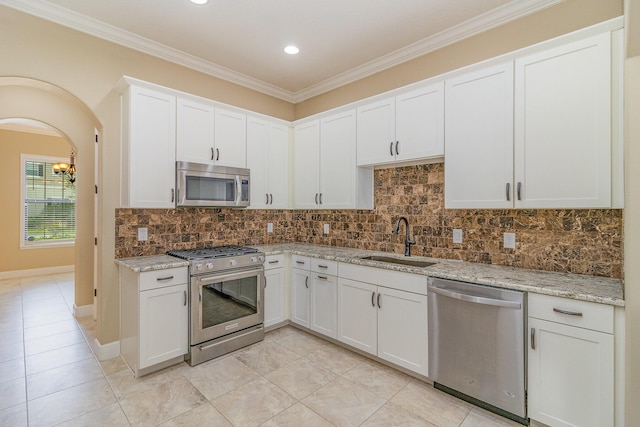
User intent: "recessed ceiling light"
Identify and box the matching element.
[190,0,208,4]
[284,45,300,55]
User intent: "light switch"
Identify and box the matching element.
[453,229,463,244]
[137,227,148,241]
[323,224,330,235]
[504,232,516,249]
[267,223,273,233]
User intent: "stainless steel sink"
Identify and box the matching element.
[358,255,436,268]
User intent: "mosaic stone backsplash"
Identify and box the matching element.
[115,164,623,279]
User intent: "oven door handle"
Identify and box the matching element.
[194,268,264,286]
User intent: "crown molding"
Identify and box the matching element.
[1,0,564,104]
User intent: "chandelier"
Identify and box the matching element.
[52,151,76,183]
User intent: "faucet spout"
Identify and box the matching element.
[392,216,416,256]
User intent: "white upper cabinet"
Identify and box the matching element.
[444,62,514,209]
[445,30,617,209]
[357,82,444,167]
[247,117,289,209]
[214,108,247,168]
[294,112,373,210]
[121,84,177,208]
[176,98,215,164]
[514,33,612,208]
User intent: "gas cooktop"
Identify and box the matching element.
[167,245,259,261]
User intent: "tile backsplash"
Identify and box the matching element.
[115,164,623,279]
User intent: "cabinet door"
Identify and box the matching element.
[356,98,396,166]
[293,120,321,209]
[310,273,337,338]
[126,86,176,208]
[377,287,428,376]
[214,108,247,168]
[395,83,444,162]
[515,33,611,208]
[246,116,270,208]
[139,283,188,369]
[268,123,289,209]
[320,110,356,209]
[444,62,514,209]
[264,268,284,328]
[176,98,215,164]
[528,317,614,427]
[291,268,310,327]
[337,278,377,355]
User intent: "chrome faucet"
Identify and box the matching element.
[392,216,415,256]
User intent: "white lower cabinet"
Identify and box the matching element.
[310,272,338,338]
[291,256,311,328]
[264,255,285,328]
[528,294,614,427]
[119,266,189,377]
[337,265,428,376]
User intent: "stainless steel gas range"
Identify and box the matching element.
[167,245,265,366]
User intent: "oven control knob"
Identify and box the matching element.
[195,264,203,271]
[206,262,214,270]
[229,259,237,266]
[258,255,265,262]
[250,256,258,263]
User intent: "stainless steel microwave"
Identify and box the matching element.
[176,162,250,208]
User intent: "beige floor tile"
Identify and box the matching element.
[0,377,26,411]
[342,359,412,399]
[264,325,300,342]
[265,357,337,399]
[302,377,386,427]
[277,331,330,356]
[459,407,523,427]
[211,378,297,427]
[55,402,131,427]
[0,316,23,334]
[21,302,70,319]
[107,364,184,400]
[23,318,78,342]
[0,357,25,383]
[262,402,334,427]
[391,380,472,427]
[0,329,23,346]
[361,402,436,426]
[0,340,25,364]
[27,357,104,400]
[23,309,75,329]
[235,340,301,375]
[0,403,27,427]
[306,343,366,374]
[159,402,232,427]
[119,376,208,426]
[178,355,261,400]
[100,356,130,376]
[24,329,86,356]
[27,377,116,426]
[25,342,94,375]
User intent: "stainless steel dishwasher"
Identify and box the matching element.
[428,277,527,425]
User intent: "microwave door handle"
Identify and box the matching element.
[236,175,242,206]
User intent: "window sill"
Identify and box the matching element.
[21,240,75,250]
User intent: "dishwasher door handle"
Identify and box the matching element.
[429,285,522,309]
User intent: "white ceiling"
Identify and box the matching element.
[2,0,563,102]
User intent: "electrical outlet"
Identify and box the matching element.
[503,232,516,249]
[453,229,463,244]
[323,224,330,235]
[137,227,148,241]
[267,223,273,233]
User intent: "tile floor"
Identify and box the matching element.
[0,273,522,426]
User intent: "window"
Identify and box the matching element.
[21,155,76,247]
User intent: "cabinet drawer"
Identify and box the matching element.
[311,258,338,276]
[265,254,284,270]
[292,255,311,270]
[139,267,188,291]
[528,293,613,334]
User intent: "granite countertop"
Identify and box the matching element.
[115,255,189,272]
[255,243,625,307]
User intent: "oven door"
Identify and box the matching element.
[191,266,264,345]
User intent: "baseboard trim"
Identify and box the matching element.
[73,304,94,319]
[0,265,74,280]
[91,338,120,361]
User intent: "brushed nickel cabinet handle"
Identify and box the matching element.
[216,148,220,161]
[315,193,319,204]
[211,147,214,161]
[395,141,399,155]
[296,260,305,265]
[171,188,175,203]
[269,194,273,204]
[318,264,328,269]
[506,183,510,202]
[317,275,328,280]
[377,293,381,309]
[389,142,394,156]
[305,276,309,288]
[371,291,375,307]
[531,327,535,349]
[183,290,187,306]
[319,193,323,205]
[517,182,522,201]
[268,260,279,264]
[553,307,583,317]
[264,277,267,288]
[156,275,174,281]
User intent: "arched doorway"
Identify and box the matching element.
[0,77,102,326]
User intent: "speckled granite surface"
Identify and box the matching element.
[115,255,189,272]
[255,243,624,307]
